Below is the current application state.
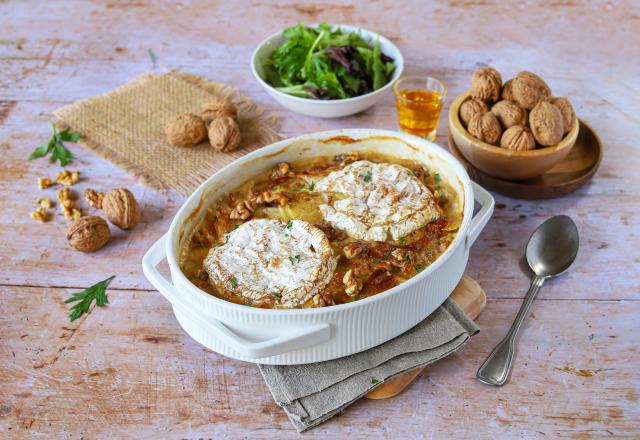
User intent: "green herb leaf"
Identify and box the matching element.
[231,277,238,288]
[404,252,411,262]
[363,171,373,183]
[399,238,407,244]
[64,276,115,322]
[414,264,424,272]
[272,291,282,298]
[289,254,301,265]
[291,184,306,192]
[148,49,158,67]
[434,172,442,183]
[286,220,293,230]
[370,376,379,385]
[308,181,316,191]
[28,124,79,166]
[244,299,253,307]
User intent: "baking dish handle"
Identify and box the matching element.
[467,182,494,249]
[142,234,331,359]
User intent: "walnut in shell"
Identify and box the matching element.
[102,188,141,230]
[551,97,575,134]
[512,71,552,110]
[470,67,502,103]
[529,101,564,146]
[165,114,207,147]
[501,79,515,101]
[491,100,527,129]
[459,98,489,128]
[208,115,241,152]
[500,125,536,151]
[468,111,502,146]
[67,216,110,252]
[201,98,238,124]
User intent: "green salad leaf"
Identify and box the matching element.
[264,23,396,100]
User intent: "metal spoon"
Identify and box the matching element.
[476,215,579,386]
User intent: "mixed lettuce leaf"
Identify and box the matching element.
[264,23,395,100]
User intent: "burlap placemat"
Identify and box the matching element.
[54,71,280,195]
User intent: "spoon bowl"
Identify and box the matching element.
[526,215,580,278]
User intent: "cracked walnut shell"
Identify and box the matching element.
[500,125,536,151]
[551,97,575,134]
[470,67,502,103]
[529,101,564,146]
[208,115,241,152]
[165,114,208,147]
[67,216,110,252]
[468,111,502,146]
[201,98,238,124]
[491,100,527,129]
[102,188,140,229]
[459,98,489,128]
[512,71,552,110]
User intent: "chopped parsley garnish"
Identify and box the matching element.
[286,220,293,230]
[434,172,442,183]
[399,238,407,244]
[230,277,238,288]
[436,188,444,198]
[404,252,411,262]
[363,171,373,183]
[272,291,282,298]
[308,181,316,191]
[289,254,301,265]
[414,264,424,272]
[382,254,390,261]
[370,377,379,385]
[291,184,306,192]
[244,300,253,306]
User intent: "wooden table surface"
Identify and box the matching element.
[1,1,639,438]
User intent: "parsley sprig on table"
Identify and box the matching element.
[28,123,80,166]
[64,275,115,322]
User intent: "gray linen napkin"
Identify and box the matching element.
[259,298,479,432]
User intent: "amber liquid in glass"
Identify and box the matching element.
[395,89,443,139]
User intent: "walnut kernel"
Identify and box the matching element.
[38,177,53,190]
[208,115,241,152]
[500,125,536,151]
[102,188,141,229]
[66,216,110,252]
[30,207,50,222]
[529,101,564,146]
[201,98,238,124]
[270,162,293,180]
[229,200,254,220]
[470,67,502,102]
[467,111,502,146]
[459,98,489,128]
[84,188,105,209]
[512,71,552,110]
[165,114,208,148]
[37,197,53,209]
[55,170,80,186]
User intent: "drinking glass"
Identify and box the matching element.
[393,76,447,141]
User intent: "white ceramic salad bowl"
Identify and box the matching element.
[251,24,404,118]
[142,129,494,365]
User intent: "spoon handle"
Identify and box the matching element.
[477,275,545,386]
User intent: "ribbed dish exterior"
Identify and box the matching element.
[171,244,468,365]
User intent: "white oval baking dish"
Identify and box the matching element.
[142,129,494,365]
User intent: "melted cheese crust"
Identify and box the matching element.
[204,219,337,307]
[315,161,440,241]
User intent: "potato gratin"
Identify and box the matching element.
[180,152,463,309]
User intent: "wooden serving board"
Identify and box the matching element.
[449,120,603,199]
[365,275,486,399]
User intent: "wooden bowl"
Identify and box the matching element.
[449,91,579,180]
